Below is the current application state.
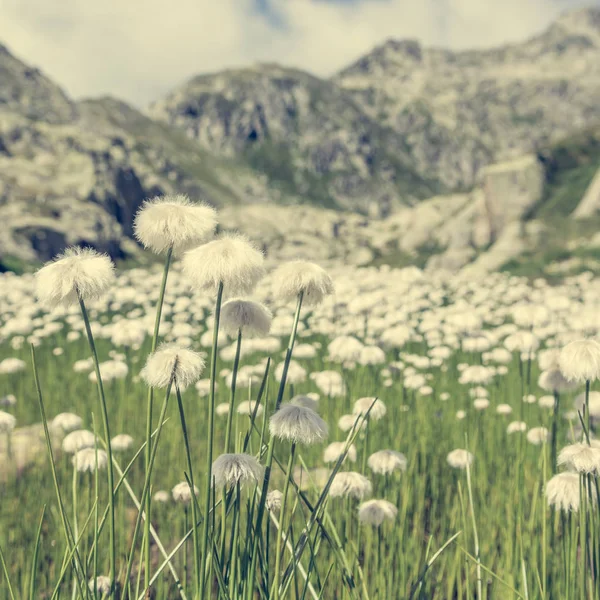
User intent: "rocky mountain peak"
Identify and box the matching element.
[0,44,76,124]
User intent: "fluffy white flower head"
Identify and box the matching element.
[172,481,199,504]
[358,499,398,526]
[352,397,387,421]
[559,339,600,383]
[141,343,205,391]
[133,194,217,254]
[269,404,328,445]
[273,260,334,306]
[368,450,407,475]
[62,430,96,454]
[35,247,115,309]
[545,472,582,512]
[0,411,16,433]
[73,448,108,473]
[558,443,600,474]
[211,453,263,488]
[221,299,272,337]
[329,471,372,499]
[182,233,265,295]
[52,412,83,433]
[323,442,357,463]
[447,449,474,469]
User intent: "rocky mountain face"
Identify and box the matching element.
[2,8,600,275]
[335,7,600,189]
[148,64,438,213]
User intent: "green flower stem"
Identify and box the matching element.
[200,281,224,599]
[272,443,296,600]
[246,292,303,600]
[176,385,201,598]
[145,245,173,589]
[78,295,116,597]
[224,329,243,455]
[551,391,560,474]
[123,381,174,596]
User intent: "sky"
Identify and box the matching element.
[0,0,596,107]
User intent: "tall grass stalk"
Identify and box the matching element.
[200,280,224,598]
[78,295,116,596]
[144,245,173,591]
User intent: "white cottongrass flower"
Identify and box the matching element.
[0,411,16,433]
[338,414,366,432]
[35,247,115,309]
[221,299,272,337]
[269,404,328,445]
[538,368,577,393]
[323,442,357,463]
[111,434,134,452]
[216,403,230,417]
[141,343,205,391]
[523,394,537,404]
[266,490,284,513]
[62,430,96,453]
[182,233,265,295]
[88,576,112,596]
[352,397,387,421]
[73,448,108,473]
[133,194,217,254]
[272,260,334,306]
[527,427,549,445]
[473,398,490,410]
[290,395,319,412]
[447,449,474,469]
[0,394,16,407]
[274,360,307,384]
[172,481,200,504]
[456,410,466,420]
[236,401,264,417]
[153,490,170,503]
[558,443,600,474]
[52,412,82,433]
[329,472,373,499]
[546,472,583,512]
[559,339,600,383]
[496,404,513,415]
[0,358,26,374]
[368,450,407,475]
[357,499,398,526]
[538,395,556,409]
[212,453,263,488]
[88,360,129,383]
[507,421,527,434]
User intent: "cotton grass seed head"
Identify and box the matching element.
[0,411,16,433]
[153,490,170,503]
[507,421,527,434]
[221,299,272,337]
[526,426,549,445]
[329,471,372,500]
[352,397,387,421]
[368,450,407,475]
[182,232,265,296]
[141,343,205,391]
[88,576,112,596]
[290,395,319,412]
[447,449,474,469]
[172,481,200,504]
[111,434,134,452]
[133,194,217,254]
[559,339,600,383]
[358,499,398,526]
[236,401,263,417]
[266,490,284,513]
[323,442,357,463]
[269,404,328,445]
[558,443,600,474]
[546,472,583,512]
[62,430,96,454]
[72,448,108,473]
[52,412,83,433]
[272,260,334,306]
[212,453,263,488]
[338,413,367,433]
[35,247,115,309]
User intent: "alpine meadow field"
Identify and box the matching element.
[3,196,600,600]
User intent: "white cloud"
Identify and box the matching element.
[0,0,595,107]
